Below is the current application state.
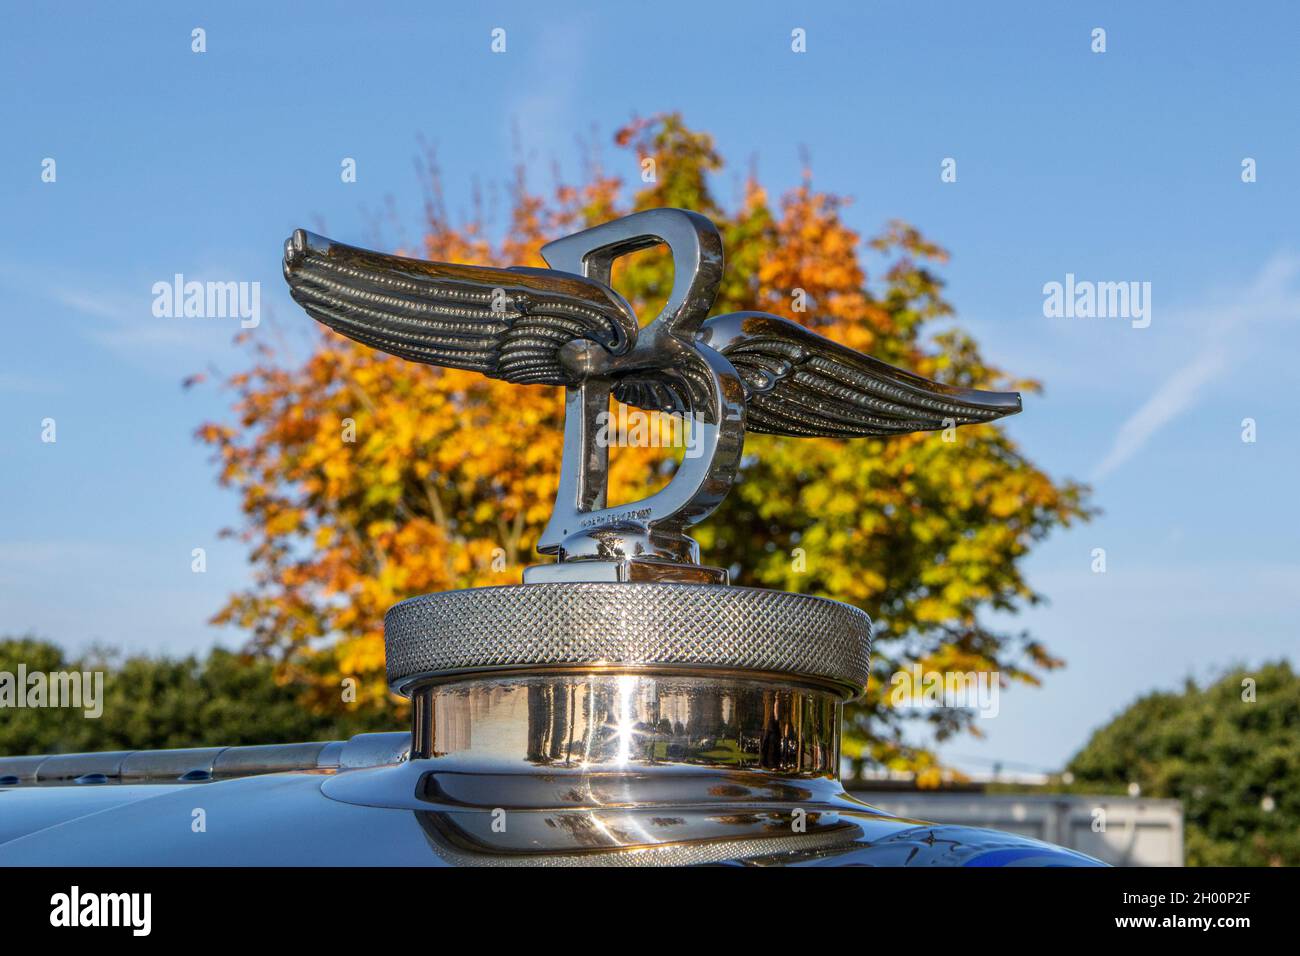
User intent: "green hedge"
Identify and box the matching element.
[0,636,398,755]
[1067,661,1299,867]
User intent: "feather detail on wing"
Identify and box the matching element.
[282,230,639,385]
[699,312,1022,438]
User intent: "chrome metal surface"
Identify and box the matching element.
[383,582,873,698]
[699,310,1023,437]
[530,210,743,583]
[211,741,335,779]
[282,227,640,386]
[121,747,226,783]
[28,751,132,785]
[337,732,411,769]
[372,672,847,861]
[282,207,1020,583]
[404,673,840,771]
[0,735,408,787]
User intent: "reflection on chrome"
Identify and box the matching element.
[614,673,636,767]
[409,673,839,775]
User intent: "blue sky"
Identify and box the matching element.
[2,1,1297,773]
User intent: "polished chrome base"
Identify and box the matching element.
[524,520,729,584]
[359,580,889,864]
[407,673,840,772]
[326,671,862,864]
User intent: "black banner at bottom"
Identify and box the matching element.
[0,864,1291,941]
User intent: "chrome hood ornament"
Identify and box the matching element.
[266,209,1068,866]
[283,208,1020,586]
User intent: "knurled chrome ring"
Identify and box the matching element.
[384,582,872,698]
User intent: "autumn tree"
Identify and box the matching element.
[199,114,1090,776]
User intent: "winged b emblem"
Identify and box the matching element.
[284,208,1020,583]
